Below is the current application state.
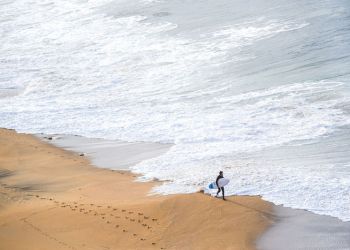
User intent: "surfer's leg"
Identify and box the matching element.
[222,187,225,200]
[215,187,221,197]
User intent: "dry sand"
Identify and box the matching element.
[0,128,272,250]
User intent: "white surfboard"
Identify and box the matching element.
[218,178,230,188]
[208,178,230,189]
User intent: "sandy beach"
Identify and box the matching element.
[0,128,272,250]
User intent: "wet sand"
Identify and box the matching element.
[0,128,272,250]
[36,133,172,170]
[257,205,350,250]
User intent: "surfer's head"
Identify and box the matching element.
[219,171,223,176]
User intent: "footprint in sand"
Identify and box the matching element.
[115,225,119,228]
[144,216,149,219]
[138,213,143,215]
[152,218,157,221]
[123,229,127,232]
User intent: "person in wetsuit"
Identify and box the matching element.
[215,171,225,200]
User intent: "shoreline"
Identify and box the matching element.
[0,128,272,249]
[35,133,173,171]
[257,205,350,249]
[2,128,350,250]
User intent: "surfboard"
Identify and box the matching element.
[208,178,230,189]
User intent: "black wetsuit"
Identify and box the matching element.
[216,175,225,199]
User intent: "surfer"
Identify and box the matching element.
[215,171,225,200]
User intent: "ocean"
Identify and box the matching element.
[1,0,350,221]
